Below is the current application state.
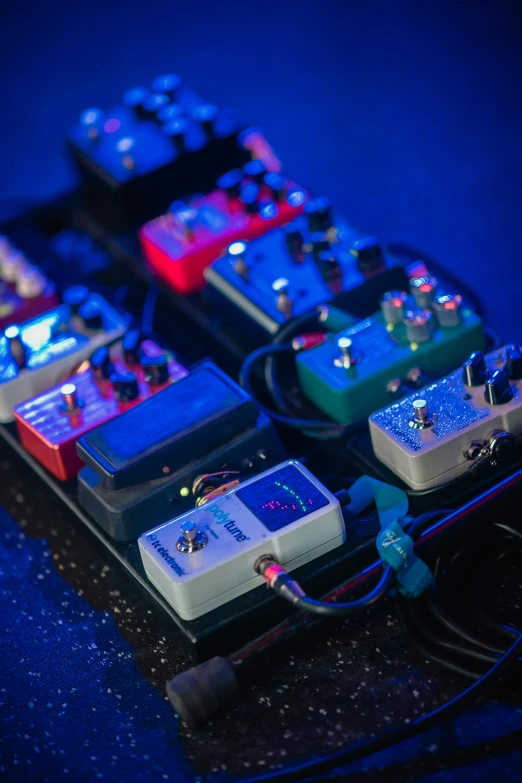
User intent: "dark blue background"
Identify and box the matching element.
[1,1,522,781]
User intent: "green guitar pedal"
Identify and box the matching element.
[296,294,485,424]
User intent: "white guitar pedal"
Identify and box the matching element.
[138,460,345,620]
[369,345,522,490]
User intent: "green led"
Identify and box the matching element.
[180,486,190,498]
[274,481,307,513]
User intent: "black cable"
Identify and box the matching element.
[293,564,395,617]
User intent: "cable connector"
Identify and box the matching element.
[254,555,305,604]
[291,332,328,352]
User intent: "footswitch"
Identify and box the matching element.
[0,291,127,422]
[296,293,484,424]
[369,345,522,490]
[0,235,59,329]
[68,73,275,226]
[14,336,188,480]
[139,168,307,294]
[204,199,423,343]
[76,362,285,540]
[138,460,345,620]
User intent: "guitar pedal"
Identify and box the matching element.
[369,345,522,490]
[0,291,127,422]
[138,460,344,620]
[14,336,188,480]
[296,294,484,424]
[0,235,59,329]
[76,362,285,540]
[68,73,278,226]
[139,169,307,294]
[204,200,424,343]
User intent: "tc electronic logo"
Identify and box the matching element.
[146,534,186,577]
[206,504,250,543]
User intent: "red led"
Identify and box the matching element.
[103,118,121,134]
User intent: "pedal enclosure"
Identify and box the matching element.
[370,345,522,490]
[0,297,127,423]
[0,235,59,329]
[13,339,188,481]
[296,309,485,424]
[139,177,307,294]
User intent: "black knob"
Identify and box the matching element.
[163,118,188,152]
[484,369,514,405]
[122,330,144,366]
[263,172,286,202]
[78,300,103,330]
[90,346,115,381]
[141,92,170,120]
[304,197,333,233]
[63,285,90,314]
[111,372,139,403]
[123,86,151,118]
[140,354,170,386]
[239,183,259,214]
[352,236,383,273]
[463,351,488,387]
[4,325,26,369]
[505,344,522,381]
[192,104,219,139]
[243,160,267,183]
[217,169,244,199]
[285,225,305,262]
[151,73,182,100]
[157,103,185,125]
[317,251,342,286]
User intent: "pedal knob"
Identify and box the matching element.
[78,299,103,330]
[217,169,243,199]
[432,294,462,327]
[111,372,139,403]
[381,291,408,325]
[272,278,293,317]
[141,354,170,386]
[504,344,522,380]
[239,182,259,214]
[176,520,208,554]
[122,330,144,366]
[151,73,182,100]
[404,309,433,344]
[60,382,82,413]
[463,351,488,387]
[263,172,286,202]
[285,225,305,263]
[334,336,359,369]
[157,103,185,125]
[90,346,115,381]
[4,325,26,368]
[163,118,188,152]
[123,86,151,118]
[141,92,170,120]
[16,267,45,299]
[410,276,437,308]
[484,369,514,406]
[243,159,267,183]
[192,104,219,139]
[351,236,383,274]
[63,285,90,314]
[304,197,333,233]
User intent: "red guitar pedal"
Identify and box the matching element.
[0,235,59,329]
[14,334,188,481]
[139,164,308,294]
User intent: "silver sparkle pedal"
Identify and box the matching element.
[369,345,522,490]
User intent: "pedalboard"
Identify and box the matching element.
[296,285,485,424]
[0,290,127,423]
[369,345,522,490]
[139,165,308,294]
[13,334,188,481]
[139,460,344,620]
[68,73,274,226]
[204,198,421,343]
[0,234,59,329]
[76,362,285,540]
